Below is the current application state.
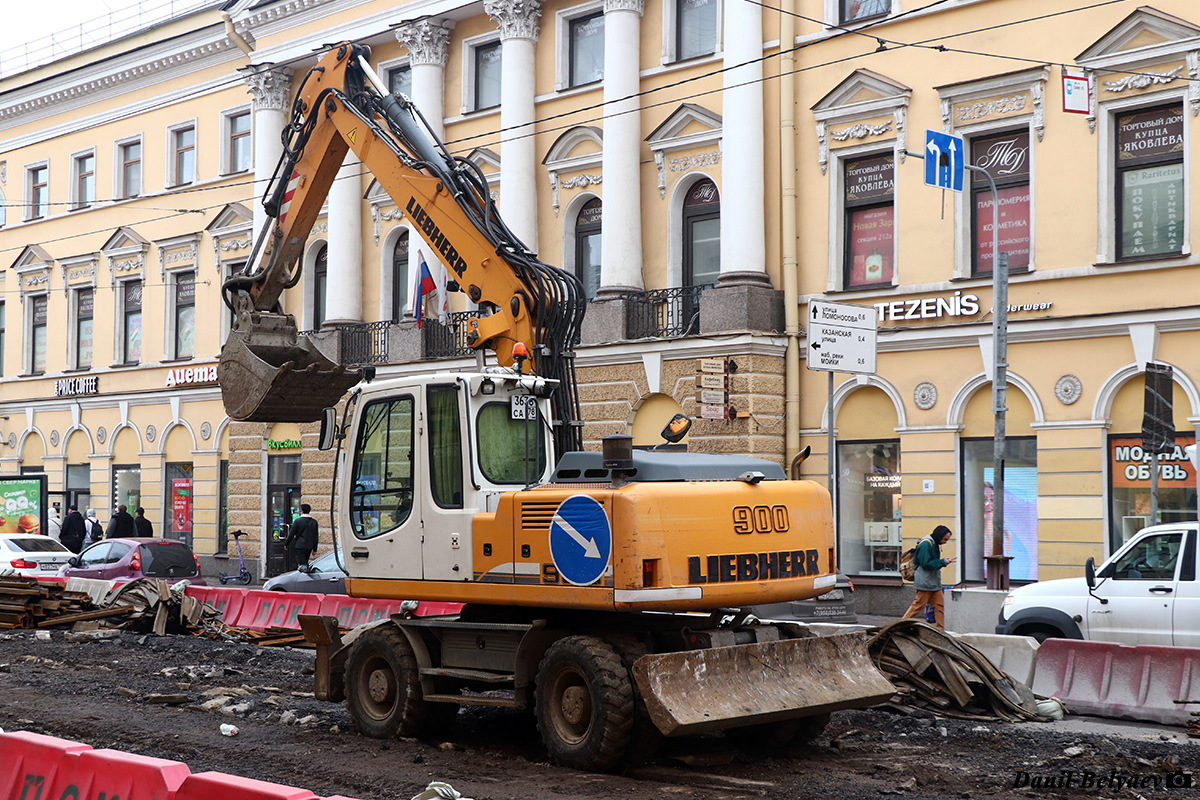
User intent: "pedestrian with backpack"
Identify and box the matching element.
[83,508,104,547]
[901,524,954,629]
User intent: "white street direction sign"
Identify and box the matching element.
[807,301,878,375]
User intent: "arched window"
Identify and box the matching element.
[683,179,719,287]
[392,231,410,322]
[574,199,602,300]
[313,245,328,328]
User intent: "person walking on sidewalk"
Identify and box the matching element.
[901,524,954,630]
[285,504,319,569]
[134,507,153,537]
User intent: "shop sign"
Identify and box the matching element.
[1111,436,1196,487]
[165,365,218,387]
[873,292,1054,323]
[55,376,98,397]
[0,476,47,536]
[267,439,302,450]
[865,474,901,489]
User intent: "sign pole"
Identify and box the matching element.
[828,370,835,500]
[966,162,1010,591]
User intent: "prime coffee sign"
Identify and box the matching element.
[55,376,98,397]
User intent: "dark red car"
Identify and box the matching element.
[58,537,206,585]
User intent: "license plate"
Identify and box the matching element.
[817,589,844,601]
[39,563,59,571]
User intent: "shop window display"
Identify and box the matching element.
[837,441,901,575]
[1108,433,1196,549]
[962,438,1037,582]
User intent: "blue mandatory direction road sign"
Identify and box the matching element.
[549,495,612,586]
[924,129,965,192]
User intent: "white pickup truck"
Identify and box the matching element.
[996,523,1199,646]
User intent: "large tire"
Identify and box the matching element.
[344,625,433,739]
[535,636,634,772]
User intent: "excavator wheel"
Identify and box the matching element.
[727,712,832,753]
[345,625,434,739]
[535,636,634,772]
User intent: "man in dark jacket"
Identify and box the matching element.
[134,507,153,537]
[59,505,87,553]
[284,504,319,568]
[901,524,954,629]
[106,505,137,538]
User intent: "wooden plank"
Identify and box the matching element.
[36,605,133,627]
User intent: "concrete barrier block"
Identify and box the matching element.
[955,632,1040,686]
[1032,638,1200,725]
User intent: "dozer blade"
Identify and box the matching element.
[632,632,895,737]
[218,322,361,423]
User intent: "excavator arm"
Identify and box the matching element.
[219,43,584,452]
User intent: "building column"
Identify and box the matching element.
[484,0,543,253]
[394,19,453,142]
[718,0,768,285]
[325,157,364,324]
[394,19,455,311]
[597,0,645,295]
[240,65,293,239]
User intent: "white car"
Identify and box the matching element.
[0,533,75,577]
[996,523,1199,647]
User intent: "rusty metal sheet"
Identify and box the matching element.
[632,632,895,737]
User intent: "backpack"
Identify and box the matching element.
[899,536,933,583]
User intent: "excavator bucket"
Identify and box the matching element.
[632,632,895,737]
[218,312,362,423]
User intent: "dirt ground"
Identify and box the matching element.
[1,628,1197,800]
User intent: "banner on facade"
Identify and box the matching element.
[1112,435,1196,488]
[172,479,192,534]
[0,475,48,536]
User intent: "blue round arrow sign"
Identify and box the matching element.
[549,495,612,586]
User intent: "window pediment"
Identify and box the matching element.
[812,70,911,175]
[646,104,722,199]
[935,66,1051,140]
[544,127,604,217]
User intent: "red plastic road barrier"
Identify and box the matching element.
[1032,638,1200,725]
[173,772,321,800]
[185,586,247,625]
[317,596,401,628]
[232,590,322,631]
[61,748,191,800]
[0,731,92,800]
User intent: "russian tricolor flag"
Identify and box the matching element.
[411,252,437,327]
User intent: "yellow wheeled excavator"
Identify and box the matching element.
[218,42,893,772]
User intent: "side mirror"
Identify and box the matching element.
[660,413,692,444]
[68,557,80,568]
[318,407,338,451]
[1085,556,1096,589]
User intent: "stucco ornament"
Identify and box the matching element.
[201,421,212,441]
[146,424,156,443]
[913,381,938,410]
[1055,374,1082,405]
[484,0,543,41]
[6,433,14,448]
[393,19,453,67]
[50,430,59,447]
[96,427,106,444]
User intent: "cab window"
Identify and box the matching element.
[477,401,547,484]
[351,396,415,538]
[428,384,464,508]
[1107,532,1183,581]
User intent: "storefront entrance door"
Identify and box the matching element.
[266,486,301,577]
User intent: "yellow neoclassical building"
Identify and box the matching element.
[0,0,1196,604]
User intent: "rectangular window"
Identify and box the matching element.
[1116,103,1184,260]
[427,385,464,509]
[1108,433,1196,549]
[229,112,251,174]
[677,0,717,61]
[174,126,196,185]
[74,154,95,209]
[31,295,48,374]
[971,130,1031,276]
[351,397,416,538]
[28,165,49,220]
[843,153,895,288]
[841,0,890,23]
[123,280,142,364]
[388,65,412,99]
[75,288,93,369]
[175,271,195,358]
[474,41,502,111]
[569,13,604,87]
[836,441,901,576]
[120,141,142,198]
[962,437,1038,582]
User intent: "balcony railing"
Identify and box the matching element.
[422,311,476,360]
[340,321,390,364]
[624,285,707,339]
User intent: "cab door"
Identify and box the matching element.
[1086,528,1183,645]
[342,392,423,580]
[420,383,476,581]
[1172,530,1199,647]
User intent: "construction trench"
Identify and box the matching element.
[0,576,1197,800]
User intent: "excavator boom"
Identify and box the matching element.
[218,44,584,451]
